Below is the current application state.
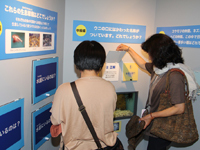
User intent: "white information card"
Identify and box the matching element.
[102,51,126,81]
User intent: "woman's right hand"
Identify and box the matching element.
[139,114,152,129]
[116,44,130,52]
[117,43,147,70]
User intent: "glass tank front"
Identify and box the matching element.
[114,91,138,120]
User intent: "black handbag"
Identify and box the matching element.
[150,69,199,144]
[70,81,124,150]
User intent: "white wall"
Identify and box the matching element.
[155,0,200,150]
[0,0,65,150]
[63,0,157,150]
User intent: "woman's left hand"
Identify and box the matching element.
[139,114,152,129]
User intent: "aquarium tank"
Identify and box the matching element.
[114,91,138,120]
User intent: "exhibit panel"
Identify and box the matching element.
[32,102,52,150]
[113,91,138,149]
[32,57,58,104]
[114,91,138,119]
[101,48,141,149]
[0,0,58,60]
[0,98,24,150]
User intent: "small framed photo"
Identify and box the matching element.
[113,121,121,132]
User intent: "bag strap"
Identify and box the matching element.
[165,68,189,97]
[70,81,102,149]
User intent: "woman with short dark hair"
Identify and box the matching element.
[74,40,106,71]
[51,41,123,150]
[117,34,198,150]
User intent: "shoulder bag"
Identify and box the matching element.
[70,81,124,150]
[150,68,199,144]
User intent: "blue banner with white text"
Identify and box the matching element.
[157,25,200,48]
[73,20,146,44]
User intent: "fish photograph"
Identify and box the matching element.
[11,32,25,48]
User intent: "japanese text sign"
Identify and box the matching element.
[157,25,200,48]
[102,63,119,81]
[0,0,57,60]
[122,63,138,81]
[32,103,52,150]
[73,20,146,44]
[32,57,58,104]
[0,98,24,150]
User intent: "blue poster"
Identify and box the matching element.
[32,57,58,104]
[73,20,146,44]
[0,0,57,60]
[0,98,24,150]
[32,103,52,150]
[36,62,57,97]
[157,25,200,48]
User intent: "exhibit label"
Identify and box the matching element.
[122,63,138,81]
[103,63,119,81]
[73,20,146,44]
